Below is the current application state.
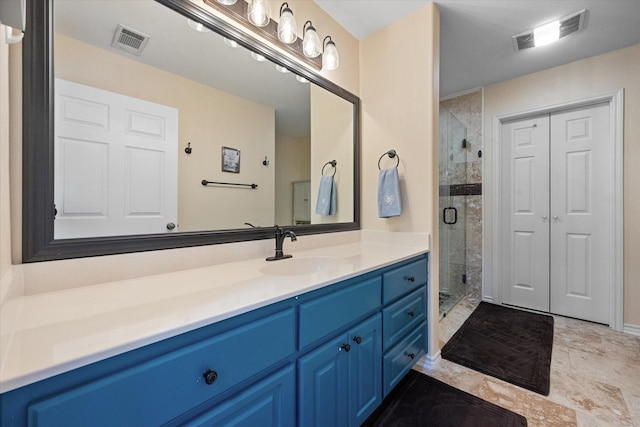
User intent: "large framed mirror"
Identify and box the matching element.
[23,0,360,262]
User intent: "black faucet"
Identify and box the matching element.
[266,225,297,261]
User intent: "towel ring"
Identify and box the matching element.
[322,160,337,177]
[378,149,400,170]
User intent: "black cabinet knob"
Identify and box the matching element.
[407,353,415,360]
[353,336,362,345]
[407,311,415,317]
[405,276,415,282]
[340,343,351,352]
[203,369,218,385]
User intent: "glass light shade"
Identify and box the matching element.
[302,27,322,58]
[248,0,269,27]
[322,40,339,70]
[250,52,267,62]
[275,64,289,73]
[187,19,210,33]
[223,38,239,48]
[277,6,297,44]
[295,75,309,83]
[215,0,237,4]
[533,20,560,47]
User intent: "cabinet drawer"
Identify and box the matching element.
[382,287,426,351]
[383,322,426,396]
[299,277,381,349]
[184,365,296,427]
[382,258,427,303]
[28,308,296,427]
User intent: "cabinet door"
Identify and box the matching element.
[298,335,349,427]
[183,365,295,427]
[348,314,382,427]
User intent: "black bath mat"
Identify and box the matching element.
[363,370,527,427]
[441,302,554,395]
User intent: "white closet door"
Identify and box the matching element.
[54,79,179,239]
[500,115,550,312]
[549,103,611,323]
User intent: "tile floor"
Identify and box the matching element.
[416,296,640,426]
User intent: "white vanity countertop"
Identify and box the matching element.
[0,233,429,393]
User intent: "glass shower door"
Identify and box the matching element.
[439,106,468,318]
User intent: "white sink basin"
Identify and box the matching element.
[260,256,350,276]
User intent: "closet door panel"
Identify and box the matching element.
[549,103,611,324]
[500,116,550,312]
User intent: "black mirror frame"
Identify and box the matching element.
[22,0,360,262]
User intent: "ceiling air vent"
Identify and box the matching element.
[513,9,587,50]
[111,24,150,56]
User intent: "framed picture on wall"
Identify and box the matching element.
[221,146,240,173]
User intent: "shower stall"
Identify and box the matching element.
[439,106,469,317]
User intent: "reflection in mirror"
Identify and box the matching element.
[52,0,354,238]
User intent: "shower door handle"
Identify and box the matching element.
[443,207,457,225]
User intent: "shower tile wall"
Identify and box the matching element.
[441,90,483,301]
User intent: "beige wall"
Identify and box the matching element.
[360,4,440,356]
[310,84,354,224]
[483,43,640,326]
[55,34,276,232]
[274,133,310,226]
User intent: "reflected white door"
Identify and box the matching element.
[500,103,611,323]
[54,79,178,239]
[549,103,611,324]
[500,115,550,312]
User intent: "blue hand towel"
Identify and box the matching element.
[315,175,337,216]
[378,167,402,218]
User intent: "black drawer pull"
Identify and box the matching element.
[407,311,415,317]
[340,343,351,352]
[203,369,218,385]
[407,352,415,360]
[405,276,415,282]
[353,336,362,345]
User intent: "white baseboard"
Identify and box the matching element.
[421,350,441,369]
[623,323,640,337]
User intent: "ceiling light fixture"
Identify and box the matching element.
[277,3,297,44]
[513,9,588,50]
[322,36,339,70]
[302,21,322,58]
[533,20,560,47]
[247,0,269,27]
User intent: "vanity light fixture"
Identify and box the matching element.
[187,18,210,32]
[302,21,322,58]
[250,51,267,62]
[322,36,339,70]
[247,0,269,27]
[223,37,239,48]
[277,3,297,44]
[275,64,289,73]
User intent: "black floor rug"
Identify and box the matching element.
[363,370,527,427]
[441,302,554,395]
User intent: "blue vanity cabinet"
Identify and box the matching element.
[0,254,429,427]
[298,313,382,427]
[381,257,428,397]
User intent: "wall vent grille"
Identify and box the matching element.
[111,24,150,56]
[512,9,587,50]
